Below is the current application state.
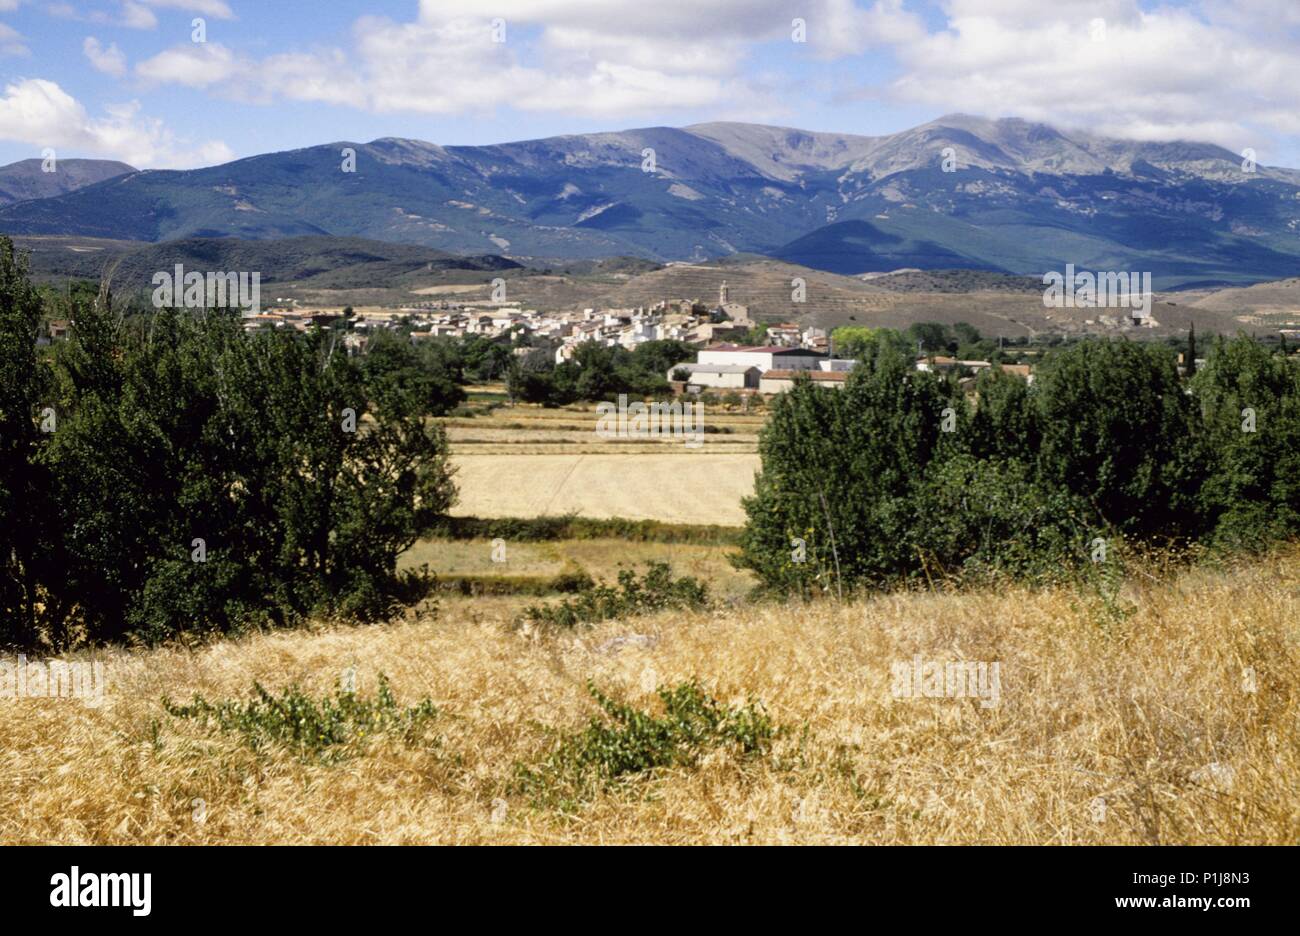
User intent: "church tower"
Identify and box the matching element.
[719,281,729,307]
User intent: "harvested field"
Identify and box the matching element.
[4,549,1296,844]
[450,453,759,525]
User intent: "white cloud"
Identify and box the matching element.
[886,2,1300,150]
[121,2,159,29]
[83,36,128,77]
[136,41,238,87]
[48,1,159,30]
[127,1,920,118]
[0,78,232,168]
[139,0,234,19]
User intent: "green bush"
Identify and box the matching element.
[0,236,458,649]
[512,679,776,810]
[163,673,438,762]
[736,335,1300,595]
[523,562,708,627]
[433,515,740,545]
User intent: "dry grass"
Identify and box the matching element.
[2,549,1297,845]
[449,453,759,524]
[399,537,756,601]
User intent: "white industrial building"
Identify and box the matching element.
[668,362,760,390]
[695,344,828,373]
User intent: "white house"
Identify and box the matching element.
[668,363,760,390]
[695,344,827,373]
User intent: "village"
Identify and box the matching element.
[234,280,1036,394]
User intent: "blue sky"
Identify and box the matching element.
[1,0,1297,169]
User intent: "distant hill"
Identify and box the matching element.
[0,158,135,206]
[19,231,1295,338]
[15,235,521,295]
[3,115,1299,287]
[773,219,1001,274]
[863,269,1046,294]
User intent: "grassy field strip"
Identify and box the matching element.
[450,453,760,525]
[5,551,1295,844]
[399,538,756,601]
[450,446,760,456]
[445,426,761,444]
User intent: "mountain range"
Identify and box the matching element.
[3,114,1299,288]
[0,158,134,207]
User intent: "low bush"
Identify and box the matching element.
[512,679,777,810]
[163,674,438,762]
[523,562,708,627]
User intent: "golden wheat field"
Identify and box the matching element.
[449,453,760,524]
[440,398,763,521]
[2,548,1297,845]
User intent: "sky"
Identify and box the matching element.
[0,0,1298,170]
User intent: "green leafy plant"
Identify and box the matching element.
[163,673,438,761]
[522,561,708,627]
[512,679,776,810]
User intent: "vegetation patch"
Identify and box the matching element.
[523,562,708,627]
[433,568,594,596]
[163,674,438,762]
[738,335,1300,596]
[512,679,777,810]
[436,514,741,545]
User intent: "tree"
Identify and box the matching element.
[0,238,52,646]
[1192,334,1300,548]
[735,343,964,592]
[0,253,459,649]
[1186,323,1197,379]
[831,326,909,364]
[907,322,952,354]
[1032,338,1203,540]
[362,329,464,416]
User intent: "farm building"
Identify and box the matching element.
[696,344,827,373]
[759,369,850,393]
[668,362,760,390]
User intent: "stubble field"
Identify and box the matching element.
[3,549,1296,844]
[443,395,762,525]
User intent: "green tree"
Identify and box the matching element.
[0,239,53,646]
[1033,338,1203,539]
[6,276,459,648]
[735,344,964,593]
[1192,334,1300,548]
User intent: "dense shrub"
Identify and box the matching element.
[1192,336,1300,548]
[0,239,458,649]
[433,514,741,545]
[737,335,1300,594]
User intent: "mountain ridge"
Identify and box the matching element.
[3,115,1298,287]
[0,158,136,207]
